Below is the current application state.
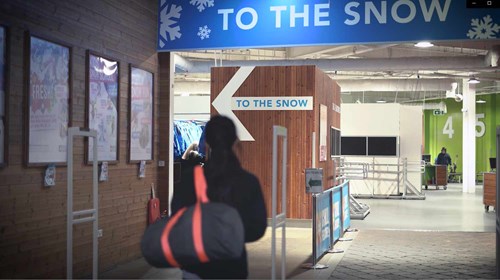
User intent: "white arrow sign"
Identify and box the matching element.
[212,66,256,141]
[212,66,314,141]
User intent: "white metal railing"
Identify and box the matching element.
[333,156,425,199]
[67,128,99,279]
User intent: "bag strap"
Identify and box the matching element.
[160,208,186,267]
[193,166,209,203]
[193,203,209,263]
[160,166,210,267]
[193,166,210,263]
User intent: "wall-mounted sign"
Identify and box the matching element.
[319,104,327,162]
[306,168,323,193]
[129,66,154,162]
[158,0,500,51]
[27,35,70,165]
[0,26,5,166]
[433,109,445,116]
[87,52,119,163]
[232,97,313,111]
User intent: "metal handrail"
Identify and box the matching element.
[333,156,425,198]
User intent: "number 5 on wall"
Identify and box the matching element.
[476,113,485,138]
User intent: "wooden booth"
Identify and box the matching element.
[483,172,497,212]
[211,66,341,219]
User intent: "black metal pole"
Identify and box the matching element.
[312,194,317,267]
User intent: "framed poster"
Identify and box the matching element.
[319,104,327,162]
[86,51,119,163]
[26,34,71,165]
[0,26,6,166]
[129,66,153,162]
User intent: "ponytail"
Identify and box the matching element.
[203,115,241,202]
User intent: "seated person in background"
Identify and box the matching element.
[435,147,452,166]
[182,142,202,161]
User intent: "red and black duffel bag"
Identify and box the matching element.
[141,166,244,268]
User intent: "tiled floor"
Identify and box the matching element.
[100,183,498,279]
[330,230,496,279]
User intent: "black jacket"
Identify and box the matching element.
[171,166,267,279]
[436,152,452,165]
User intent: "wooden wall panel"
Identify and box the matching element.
[211,66,341,219]
[314,68,342,189]
[0,0,163,278]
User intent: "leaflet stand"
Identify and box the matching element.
[67,127,99,279]
[271,126,287,280]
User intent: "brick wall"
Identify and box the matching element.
[0,1,168,278]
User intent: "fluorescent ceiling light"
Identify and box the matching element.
[376,99,387,103]
[476,99,486,104]
[415,41,434,48]
[468,77,480,84]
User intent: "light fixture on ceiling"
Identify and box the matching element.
[468,77,480,84]
[376,99,387,103]
[355,99,362,104]
[476,99,486,104]
[414,41,434,48]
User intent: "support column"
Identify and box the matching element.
[158,52,175,213]
[462,79,476,193]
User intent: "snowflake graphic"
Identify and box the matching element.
[467,15,500,39]
[190,0,214,12]
[159,3,182,48]
[197,25,211,40]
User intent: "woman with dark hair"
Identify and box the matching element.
[171,115,267,279]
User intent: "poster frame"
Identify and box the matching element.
[85,50,120,164]
[24,32,72,166]
[128,65,154,163]
[0,24,8,168]
[319,104,328,162]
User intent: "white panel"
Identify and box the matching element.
[341,104,400,136]
[342,104,423,196]
[399,105,423,161]
[174,95,211,115]
[399,105,423,188]
[174,114,210,121]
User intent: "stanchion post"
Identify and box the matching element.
[271,126,287,280]
[312,195,317,267]
[496,126,499,278]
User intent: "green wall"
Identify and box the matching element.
[424,94,500,173]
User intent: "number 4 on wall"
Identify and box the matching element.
[443,116,454,139]
[441,114,486,139]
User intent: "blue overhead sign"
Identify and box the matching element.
[158,0,500,51]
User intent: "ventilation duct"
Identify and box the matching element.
[174,55,489,74]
